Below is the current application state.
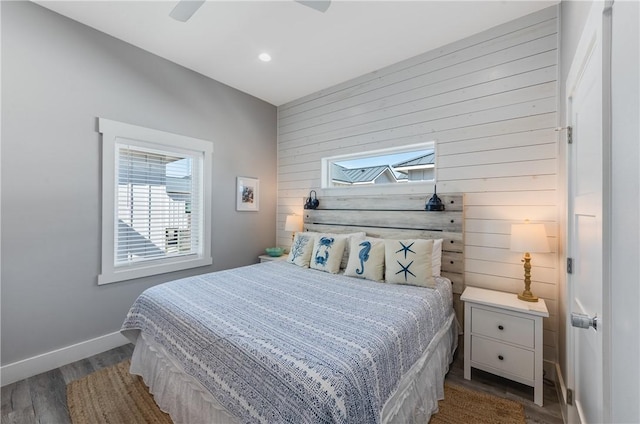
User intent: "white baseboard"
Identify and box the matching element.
[1,331,129,386]
[555,362,569,424]
[556,364,572,423]
[555,361,568,403]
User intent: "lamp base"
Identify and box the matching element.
[518,291,539,302]
[518,252,539,302]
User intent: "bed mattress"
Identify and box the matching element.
[121,261,457,423]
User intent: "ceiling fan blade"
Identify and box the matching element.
[295,0,331,13]
[169,0,205,22]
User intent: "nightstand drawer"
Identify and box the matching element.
[471,307,534,348]
[471,336,534,380]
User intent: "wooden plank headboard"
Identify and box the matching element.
[302,193,465,323]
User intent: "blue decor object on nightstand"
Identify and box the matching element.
[265,247,285,257]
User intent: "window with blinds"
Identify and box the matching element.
[116,144,201,266]
[98,118,213,285]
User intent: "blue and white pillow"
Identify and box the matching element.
[384,239,435,288]
[309,234,347,274]
[287,232,316,267]
[344,237,385,281]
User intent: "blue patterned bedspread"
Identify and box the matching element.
[121,261,454,424]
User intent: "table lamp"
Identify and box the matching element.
[510,222,549,302]
[285,215,303,243]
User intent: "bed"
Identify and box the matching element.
[121,193,465,423]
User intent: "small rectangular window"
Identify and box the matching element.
[99,119,213,285]
[322,142,435,188]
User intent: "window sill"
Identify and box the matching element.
[98,256,213,285]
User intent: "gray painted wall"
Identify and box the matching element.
[1,2,277,365]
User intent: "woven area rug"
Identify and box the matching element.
[68,360,525,424]
[429,383,526,424]
[67,360,171,424]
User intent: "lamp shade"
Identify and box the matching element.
[285,215,303,232]
[510,223,549,253]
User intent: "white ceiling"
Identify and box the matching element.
[35,1,558,106]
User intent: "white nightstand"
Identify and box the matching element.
[258,254,288,263]
[461,286,549,406]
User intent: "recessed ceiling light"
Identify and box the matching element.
[258,53,272,62]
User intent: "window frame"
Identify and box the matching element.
[321,142,436,189]
[98,118,213,285]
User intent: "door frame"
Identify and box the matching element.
[564,1,613,422]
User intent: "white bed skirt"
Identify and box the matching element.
[128,312,458,424]
[381,312,458,423]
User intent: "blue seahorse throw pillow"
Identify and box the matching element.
[344,238,385,282]
[287,232,316,267]
[384,239,435,288]
[309,234,347,274]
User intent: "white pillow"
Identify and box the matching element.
[344,237,385,282]
[310,234,347,274]
[384,239,435,288]
[432,239,443,277]
[287,232,316,267]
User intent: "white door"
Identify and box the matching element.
[566,2,610,423]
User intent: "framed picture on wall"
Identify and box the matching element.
[236,177,259,212]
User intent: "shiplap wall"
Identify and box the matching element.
[277,7,559,365]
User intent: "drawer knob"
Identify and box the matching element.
[498,325,504,330]
[498,355,504,361]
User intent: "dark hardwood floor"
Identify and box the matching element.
[1,344,134,424]
[2,341,563,423]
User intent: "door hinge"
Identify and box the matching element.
[567,388,574,405]
[567,257,573,274]
[555,126,573,144]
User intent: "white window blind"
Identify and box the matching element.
[116,144,202,267]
